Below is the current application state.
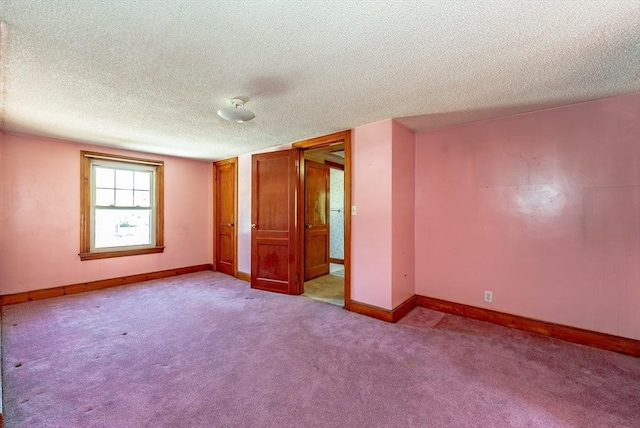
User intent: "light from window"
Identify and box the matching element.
[80,151,164,260]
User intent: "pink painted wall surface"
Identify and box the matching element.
[0,132,4,405]
[352,120,393,309]
[0,132,4,293]
[391,121,416,308]
[236,143,292,275]
[0,134,212,295]
[415,94,640,340]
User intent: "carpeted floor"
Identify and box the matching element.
[2,271,639,427]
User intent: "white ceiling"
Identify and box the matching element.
[0,1,639,161]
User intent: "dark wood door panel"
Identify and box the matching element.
[306,232,329,279]
[251,150,301,294]
[215,159,237,276]
[218,234,233,273]
[255,156,290,231]
[304,160,330,280]
[254,238,290,292]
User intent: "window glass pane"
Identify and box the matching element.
[96,189,115,206]
[134,171,151,191]
[95,167,115,188]
[94,209,151,248]
[115,189,134,206]
[134,190,150,207]
[116,170,134,189]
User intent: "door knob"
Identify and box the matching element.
[251,223,257,229]
[227,222,234,227]
[305,224,312,229]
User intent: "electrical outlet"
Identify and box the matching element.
[484,291,493,303]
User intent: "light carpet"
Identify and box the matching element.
[303,272,344,306]
[2,271,639,427]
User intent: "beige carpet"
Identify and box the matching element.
[331,268,344,278]
[303,270,344,306]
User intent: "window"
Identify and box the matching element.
[80,151,164,260]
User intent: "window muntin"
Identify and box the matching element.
[80,151,164,260]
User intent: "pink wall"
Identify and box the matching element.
[0,133,212,295]
[415,94,640,340]
[391,121,416,307]
[0,132,4,292]
[352,120,394,309]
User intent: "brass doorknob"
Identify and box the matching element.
[227,222,234,227]
[305,224,312,229]
[251,223,257,229]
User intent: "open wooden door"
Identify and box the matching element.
[251,150,301,294]
[214,158,237,276]
[304,160,330,280]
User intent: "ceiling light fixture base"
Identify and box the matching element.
[217,98,255,123]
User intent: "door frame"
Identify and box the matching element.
[293,130,352,310]
[213,157,238,276]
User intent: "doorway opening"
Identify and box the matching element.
[301,144,345,306]
[293,131,351,310]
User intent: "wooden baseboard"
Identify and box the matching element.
[235,271,251,282]
[391,295,417,322]
[350,295,416,323]
[0,264,213,306]
[350,300,393,322]
[416,295,640,358]
[329,258,344,264]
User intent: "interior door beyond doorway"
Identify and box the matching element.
[304,160,330,280]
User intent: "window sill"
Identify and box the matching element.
[79,246,165,261]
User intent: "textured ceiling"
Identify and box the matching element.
[0,1,639,160]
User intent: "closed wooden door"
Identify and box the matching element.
[251,150,301,294]
[214,158,237,276]
[304,160,330,280]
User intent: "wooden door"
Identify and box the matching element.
[214,158,237,276]
[304,160,330,280]
[251,150,301,294]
